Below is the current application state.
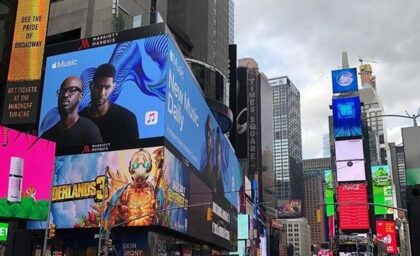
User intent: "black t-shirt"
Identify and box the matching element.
[41,116,103,147]
[80,103,139,145]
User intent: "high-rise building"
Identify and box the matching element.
[322,134,331,158]
[388,142,407,210]
[303,158,331,248]
[281,218,312,256]
[268,76,303,202]
[228,0,234,44]
[358,64,387,166]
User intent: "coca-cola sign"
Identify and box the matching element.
[342,183,361,191]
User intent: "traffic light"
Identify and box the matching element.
[206,207,213,221]
[48,223,56,239]
[316,208,322,223]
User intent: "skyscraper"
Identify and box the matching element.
[303,158,332,248]
[268,77,303,202]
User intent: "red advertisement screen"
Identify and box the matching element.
[376,220,398,254]
[337,183,369,230]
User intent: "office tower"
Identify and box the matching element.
[388,142,407,210]
[303,158,331,249]
[228,0,234,44]
[281,218,312,256]
[322,134,331,158]
[268,77,303,202]
[358,64,387,165]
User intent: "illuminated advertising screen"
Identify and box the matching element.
[39,33,167,149]
[332,96,362,138]
[324,170,335,217]
[402,127,420,185]
[277,200,302,218]
[164,38,242,207]
[0,222,8,242]
[376,220,398,254]
[371,166,393,215]
[331,68,358,93]
[337,183,369,230]
[1,0,50,124]
[238,214,249,240]
[335,139,364,161]
[336,160,366,182]
[0,126,55,220]
[41,147,189,233]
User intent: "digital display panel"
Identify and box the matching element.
[238,214,249,240]
[0,126,55,220]
[0,222,8,242]
[371,166,393,215]
[31,147,189,233]
[335,139,364,161]
[324,170,335,217]
[336,160,366,182]
[1,0,50,124]
[332,68,358,93]
[164,38,242,207]
[39,34,167,149]
[332,96,362,138]
[337,183,369,230]
[277,200,302,218]
[402,127,420,185]
[376,220,398,254]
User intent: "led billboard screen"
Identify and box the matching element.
[277,200,302,218]
[371,166,393,215]
[1,0,50,124]
[332,68,358,93]
[238,214,249,240]
[164,38,242,207]
[402,126,420,185]
[324,170,335,217]
[39,34,168,149]
[0,222,8,242]
[337,183,369,230]
[376,220,397,254]
[0,126,55,220]
[336,160,366,182]
[42,147,189,233]
[335,139,364,161]
[332,96,362,138]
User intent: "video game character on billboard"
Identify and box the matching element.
[41,76,103,147]
[104,147,164,226]
[80,63,139,145]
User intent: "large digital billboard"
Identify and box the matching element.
[376,220,397,254]
[44,147,188,233]
[332,96,362,138]
[335,139,364,161]
[336,160,366,182]
[331,68,358,94]
[0,126,55,220]
[371,166,393,215]
[0,222,8,242]
[1,0,50,124]
[324,170,335,217]
[277,200,302,218]
[337,183,369,230]
[39,34,167,149]
[402,126,420,185]
[164,38,242,207]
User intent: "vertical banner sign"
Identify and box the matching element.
[371,165,393,214]
[1,0,50,124]
[324,169,335,216]
[376,220,398,254]
[247,71,260,174]
[0,222,8,241]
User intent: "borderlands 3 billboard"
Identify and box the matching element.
[48,147,189,233]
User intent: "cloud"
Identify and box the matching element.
[235,0,420,158]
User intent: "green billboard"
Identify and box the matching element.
[0,222,8,242]
[371,165,393,215]
[324,170,335,216]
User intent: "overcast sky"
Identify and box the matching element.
[234,0,420,159]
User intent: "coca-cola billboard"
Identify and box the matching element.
[337,183,370,230]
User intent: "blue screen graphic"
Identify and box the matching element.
[333,96,362,138]
[39,35,168,143]
[164,39,242,207]
[332,68,358,93]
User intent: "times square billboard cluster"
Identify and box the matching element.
[0,12,243,253]
[328,68,397,254]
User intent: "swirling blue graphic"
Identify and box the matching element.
[39,35,168,139]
